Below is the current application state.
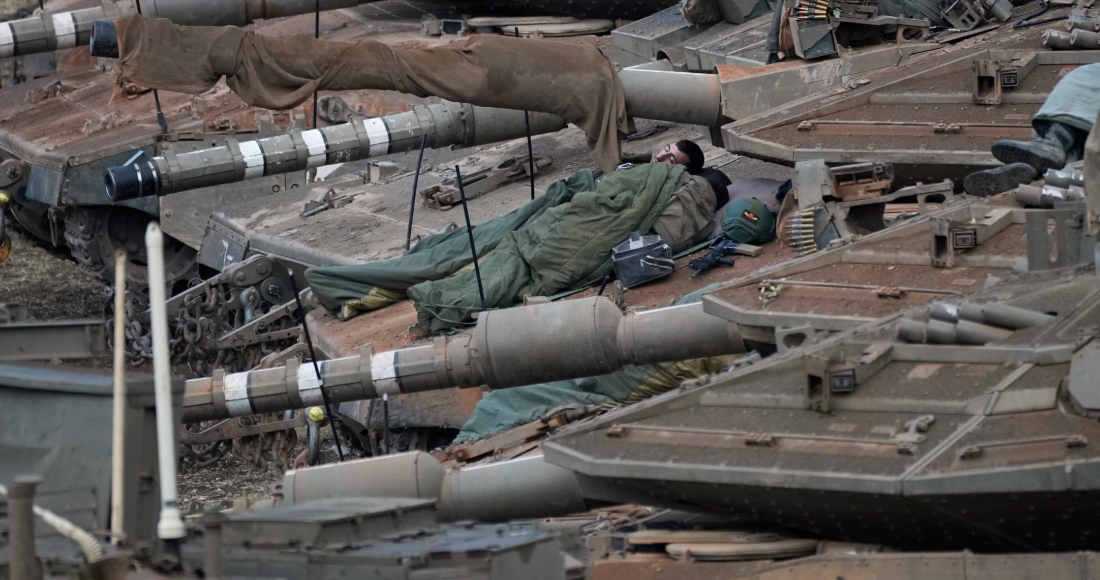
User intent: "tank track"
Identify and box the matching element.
[64,206,198,287]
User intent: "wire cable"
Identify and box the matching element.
[288,271,345,461]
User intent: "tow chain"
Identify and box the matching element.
[109,285,298,375]
[106,255,308,469]
[107,256,301,375]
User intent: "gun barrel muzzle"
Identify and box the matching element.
[89,20,118,58]
[106,161,160,201]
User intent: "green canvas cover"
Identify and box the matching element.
[305,169,598,315]
[408,163,686,333]
[456,285,741,441]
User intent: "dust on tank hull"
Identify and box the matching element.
[542,274,1100,552]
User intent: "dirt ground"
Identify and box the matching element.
[177,427,344,510]
[0,220,331,509]
[0,223,107,322]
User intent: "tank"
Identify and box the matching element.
[0,0,680,61]
[0,0,983,286]
[75,0,1100,461]
[0,0,681,287]
[71,3,941,289]
[0,0,963,285]
[169,176,1100,570]
[0,0,1046,288]
[7,168,1100,577]
[12,1,1100,576]
[131,18,1100,557]
[0,0,723,474]
[0,1,432,286]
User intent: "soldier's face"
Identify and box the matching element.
[653,143,689,167]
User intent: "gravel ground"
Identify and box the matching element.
[177,426,346,511]
[177,453,289,510]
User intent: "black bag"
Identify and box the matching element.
[611,231,675,288]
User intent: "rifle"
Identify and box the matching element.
[689,237,740,277]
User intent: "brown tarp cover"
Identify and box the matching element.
[114,15,629,172]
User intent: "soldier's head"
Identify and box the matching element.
[653,140,704,174]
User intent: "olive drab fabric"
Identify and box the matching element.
[307,164,706,335]
[305,169,598,314]
[652,173,719,253]
[456,354,739,440]
[408,163,685,333]
[114,15,631,173]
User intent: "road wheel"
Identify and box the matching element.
[64,206,197,288]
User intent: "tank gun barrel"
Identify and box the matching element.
[618,61,725,129]
[105,101,567,200]
[104,63,722,199]
[180,296,745,423]
[0,0,368,58]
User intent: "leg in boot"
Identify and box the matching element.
[963,162,1038,197]
[991,121,1078,174]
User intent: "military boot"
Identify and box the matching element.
[990,122,1077,174]
[963,162,1038,198]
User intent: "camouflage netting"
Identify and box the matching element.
[114,15,630,172]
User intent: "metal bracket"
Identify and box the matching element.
[958,435,1087,460]
[166,254,273,314]
[854,341,894,384]
[803,354,831,413]
[973,53,1038,105]
[893,414,935,444]
[793,158,832,209]
[931,208,1011,267]
[1026,206,1095,271]
[931,217,957,268]
[421,155,551,210]
[211,300,300,350]
[197,219,249,271]
[789,17,837,60]
[0,320,107,361]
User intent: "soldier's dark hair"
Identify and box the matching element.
[676,139,705,175]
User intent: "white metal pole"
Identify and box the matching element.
[145,223,185,542]
[110,250,127,545]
